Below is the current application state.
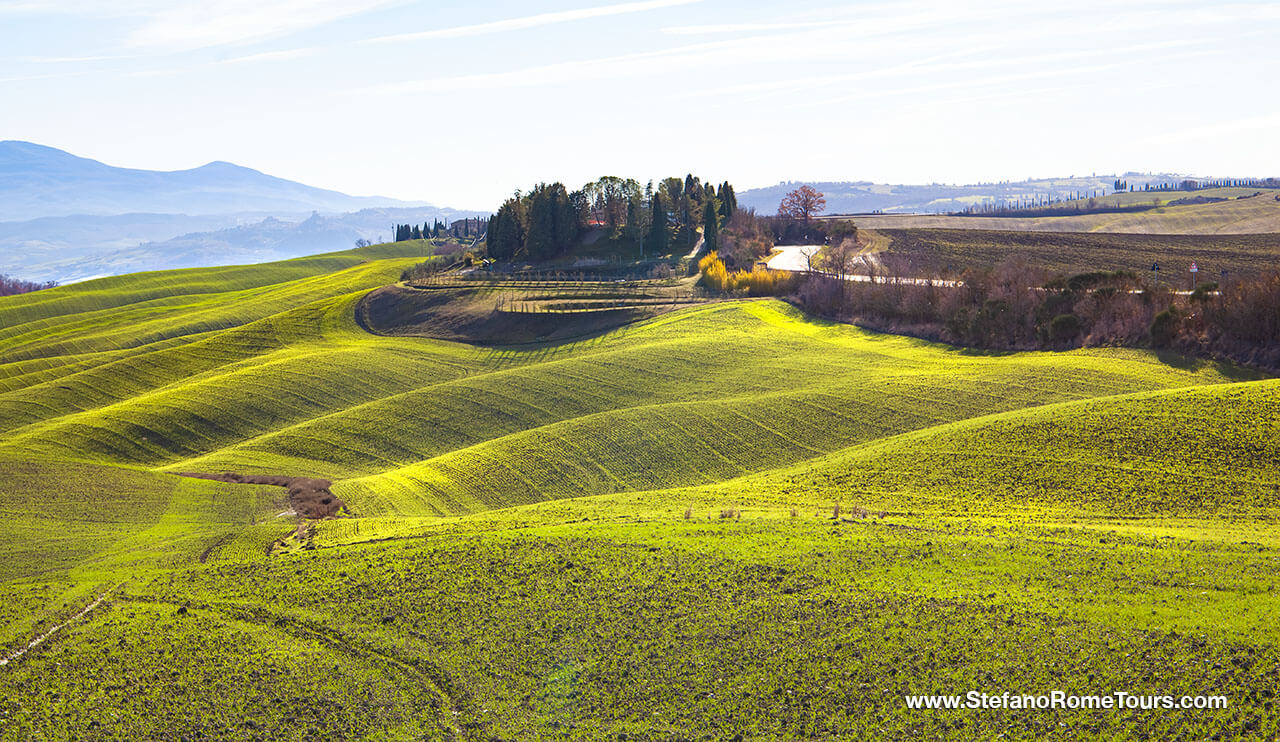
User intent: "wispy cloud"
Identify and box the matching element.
[18,53,140,64]
[126,0,405,50]
[214,47,317,66]
[663,20,841,35]
[0,0,406,50]
[350,34,794,95]
[706,38,1202,103]
[1149,111,1280,145]
[361,0,703,45]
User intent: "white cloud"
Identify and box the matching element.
[362,0,703,45]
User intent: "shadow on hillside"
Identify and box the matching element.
[1151,350,1266,381]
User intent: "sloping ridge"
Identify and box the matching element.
[699,377,1280,517]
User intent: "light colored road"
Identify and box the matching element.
[684,228,706,260]
[767,245,960,287]
[766,244,822,273]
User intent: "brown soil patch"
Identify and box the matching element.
[175,472,344,519]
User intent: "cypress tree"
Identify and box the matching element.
[624,197,642,255]
[719,182,736,219]
[526,184,557,260]
[553,185,578,251]
[645,193,668,255]
[702,196,720,254]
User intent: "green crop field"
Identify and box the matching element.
[1,245,1276,740]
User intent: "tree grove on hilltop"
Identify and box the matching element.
[483,173,738,262]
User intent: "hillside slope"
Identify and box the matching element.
[2,248,1277,740]
[0,273,1253,518]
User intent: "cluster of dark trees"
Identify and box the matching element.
[960,190,1121,216]
[963,181,1280,218]
[0,274,57,297]
[393,220,446,241]
[392,218,488,242]
[486,175,738,261]
[1137,178,1280,192]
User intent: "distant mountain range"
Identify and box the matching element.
[28,207,480,283]
[736,175,1199,216]
[0,140,423,220]
[0,142,486,283]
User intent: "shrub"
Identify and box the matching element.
[699,252,798,297]
[1049,313,1082,343]
[1150,307,1180,347]
[648,263,675,280]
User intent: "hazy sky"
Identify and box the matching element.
[3,0,1278,209]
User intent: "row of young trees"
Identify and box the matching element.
[394,220,451,241]
[1136,178,1280,192]
[486,174,738,261]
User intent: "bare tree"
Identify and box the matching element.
[821,236,860,309]
[778,185,827,222]
[800,245,822,273]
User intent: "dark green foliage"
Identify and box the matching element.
[624,198,643,255]
[483,175,732,262]
[702,195,720,254]
[1190,281,1219,303]
[718,181,737,219]
[1049,313,1082,342]
[488,197,527,260]
[645,193,669,256]
[1151,307,1181,347]
[524,183,561,260]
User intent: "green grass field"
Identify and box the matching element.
[0,245,1276,740]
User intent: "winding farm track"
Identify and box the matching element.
[0,588,113,668]
[685,230,706,260]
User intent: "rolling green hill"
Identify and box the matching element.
[0,247,1276,740]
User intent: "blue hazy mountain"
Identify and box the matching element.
[20,207,485,283]
[0,140,424,221]
[0,142,487,283]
